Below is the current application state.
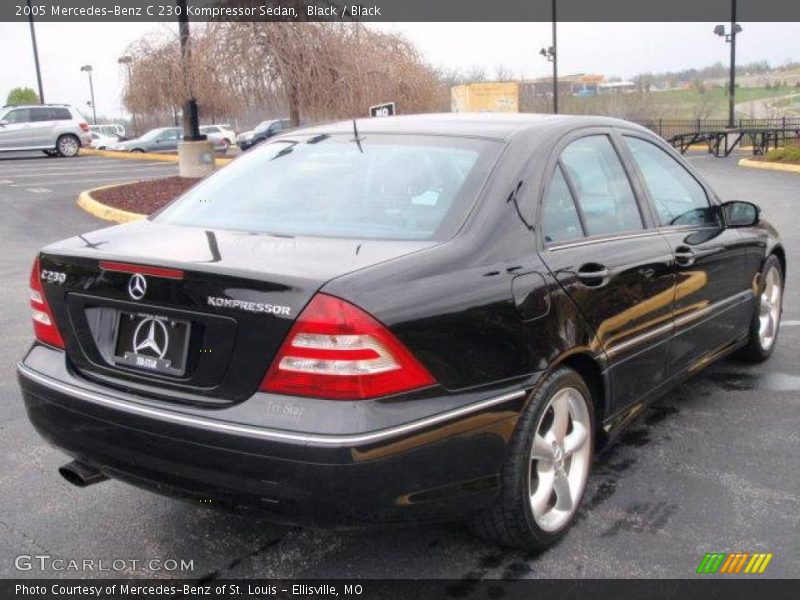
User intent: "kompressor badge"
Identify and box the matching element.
[207,297,291,316]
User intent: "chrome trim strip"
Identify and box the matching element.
[548,230,662,251]
[605,290,753,358]
[17,363,526,447]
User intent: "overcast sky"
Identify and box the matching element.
[1,21,799,120]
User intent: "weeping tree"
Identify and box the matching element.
[120,23,447,129]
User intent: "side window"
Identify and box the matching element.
[4,109,31,123]
[542,166,584,244]
[52,108,72,120]
[29,107,52,122]
[560,135,643,236]
[624,136,718,227]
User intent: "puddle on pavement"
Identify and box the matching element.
[707,371,800,392]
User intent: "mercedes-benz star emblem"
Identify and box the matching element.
[128,273,147,300]
[132,317,170,358]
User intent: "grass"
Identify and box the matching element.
[764,146,800,163]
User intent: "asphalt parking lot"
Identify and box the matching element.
[0,151,797,583]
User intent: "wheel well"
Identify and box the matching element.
[771,246,786,282]
[561,353,607,427]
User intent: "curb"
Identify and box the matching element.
[77,182,147,223]
[79,147,235,167]
[738,158,800,174]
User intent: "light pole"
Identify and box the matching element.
[539,0,558,114]
[176,0,203,141]
[26,0,44,102]
[118,55,137,136]
[80,65,97,124]
[714,0,742,128]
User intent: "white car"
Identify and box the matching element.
[199,124,236,151]
[89,131,120,149]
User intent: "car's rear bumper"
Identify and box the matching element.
[18,344,530,526]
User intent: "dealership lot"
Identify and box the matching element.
[0,152,178,197]
[0,152,797,582]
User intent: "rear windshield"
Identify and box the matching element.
[156,134,502,241]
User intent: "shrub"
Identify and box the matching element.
[764,146,800,162]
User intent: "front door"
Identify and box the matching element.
[620,133,751,374]
[538,133,675,413]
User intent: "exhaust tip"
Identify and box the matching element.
[58,460,108,488]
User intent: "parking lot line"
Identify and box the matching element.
[4,165,177,179]
[0,161,172,173]
[9,175,168,187]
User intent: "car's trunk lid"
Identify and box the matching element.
[39,221,435,405]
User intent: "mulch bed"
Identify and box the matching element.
[91,176,201,215]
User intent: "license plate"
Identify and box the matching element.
[113,312,190,376]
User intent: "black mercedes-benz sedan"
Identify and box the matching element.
[18,114,785,550]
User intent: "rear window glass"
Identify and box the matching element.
[157,134,502,241]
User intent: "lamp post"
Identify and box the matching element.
[176,0,202,141]
[80,65,97,124]
[714,0,742,128]
[26,0,44,102]
[540,0,558,114]
[117,55,137,137]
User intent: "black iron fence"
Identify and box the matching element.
[634,117,800,142]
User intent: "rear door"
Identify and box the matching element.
[538,131,675,412]
[619,133,752,374]
[28,107,57,147]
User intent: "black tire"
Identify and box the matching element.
[469,367,595,551]
[42,150,58,157]
[131,149,145,153]
[56,134,80,158]
[735,254,784,363]
[220,138,231,152]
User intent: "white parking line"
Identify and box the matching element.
[5,164,176,179]
[27,188,52,193]
[9,175,167,187]
[0,161,172,173]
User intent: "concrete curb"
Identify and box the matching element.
[77,182,147,223]
[79,147,234,167]
[738,158,800,174]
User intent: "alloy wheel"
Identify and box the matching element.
[58,136,79,157]
[528,386,592,532]
[758,265,782,351]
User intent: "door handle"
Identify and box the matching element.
[674,247,696,266]
[576,264,609,286]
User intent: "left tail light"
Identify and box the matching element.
[260,293,435,400]
[79,122,90,132]
[30,258,65,348]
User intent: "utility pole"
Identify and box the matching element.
[728,0,737,128]
[177,0,202,141]
[552,0,558,114]
[26,0,44,103]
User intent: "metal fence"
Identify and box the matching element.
[634,118,800,142]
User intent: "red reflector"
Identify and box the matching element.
[99,261,184,279]
[79,122,90,132]
[30,258,65,349]
[260,294,435,400]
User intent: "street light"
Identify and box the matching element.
[80,65,97,125]
[540,0,558,114]
[539,46,557,114]
[118,55,137,136]
[714,0,743,128]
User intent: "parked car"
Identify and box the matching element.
[89,131,120,149]
[110,127,183,153]
[236,118,291,151]
[18,114,785,550]
[90,123,126,139]
[0,104,91,157]
[199,124,236,151]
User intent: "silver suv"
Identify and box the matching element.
[0,104,92,157]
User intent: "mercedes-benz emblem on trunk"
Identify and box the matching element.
[128,273,147,300]
[132,317,169,358]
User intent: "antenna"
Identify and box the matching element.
[351,118,364,153]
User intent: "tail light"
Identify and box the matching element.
[79,122,90,132]
[261,294,435,400]
[30,258,65,348]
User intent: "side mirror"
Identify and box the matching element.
[0,120,8,127]
[722,200,760,227]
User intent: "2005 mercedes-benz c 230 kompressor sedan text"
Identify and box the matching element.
[18,114,785,550]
